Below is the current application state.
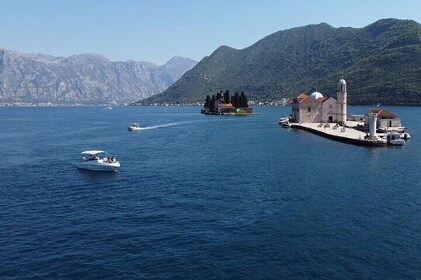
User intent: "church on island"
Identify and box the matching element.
[290,78,404,130]
[285,78,410,147]
[291,78,347,124]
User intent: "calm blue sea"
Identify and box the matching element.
[0,105,420,279]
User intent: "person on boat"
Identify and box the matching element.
[89,155,99,161]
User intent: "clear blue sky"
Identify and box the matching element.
[1,0,420,65]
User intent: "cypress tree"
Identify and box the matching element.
[224,90,230,104]
[234,92,240,108]
[204,95,210,108]
[242,91,248,108]
[239,93,244,108]
[209,95,216,112]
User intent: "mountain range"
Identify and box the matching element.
[142,18,421,106]
[0,49,197,105]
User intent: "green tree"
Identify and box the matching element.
[224,90,230,104]
[204,95,210,108]
[239,92,244,108]
[233,92,239,108]
[209,95,216,112]
[241,91,249,108]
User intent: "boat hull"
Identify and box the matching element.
[387,140,405,146]
[77,161,120,172]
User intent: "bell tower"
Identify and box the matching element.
[337,78,347,124]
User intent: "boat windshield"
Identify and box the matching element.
[81,151,110,160]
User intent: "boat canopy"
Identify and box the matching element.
[81,150,106,155]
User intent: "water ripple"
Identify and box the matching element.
[0,106,420,279]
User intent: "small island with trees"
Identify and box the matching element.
[201,90,253,115]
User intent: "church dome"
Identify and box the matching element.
[309,91,324,99]
[338,78,346,85]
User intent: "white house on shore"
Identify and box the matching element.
[291,78,347,124]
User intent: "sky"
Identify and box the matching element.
[1,0,420,65]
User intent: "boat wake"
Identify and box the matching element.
[138,121,197,130]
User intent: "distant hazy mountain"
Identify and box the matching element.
[143,18,421,105]
[0,49,197,104]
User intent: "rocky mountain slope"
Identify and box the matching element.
[143,18,421,105]
[0,49,196,104]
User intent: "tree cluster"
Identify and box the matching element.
[203,90,249,111]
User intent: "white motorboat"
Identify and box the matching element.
[386,132,405,146]
[281,122,291,128]
[279,116,290,125]
[128,123,142,131]
[400,131,411,140]
[77,150,120,172]
[387,127,411,140]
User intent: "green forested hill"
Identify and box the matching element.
[140,19,421,105]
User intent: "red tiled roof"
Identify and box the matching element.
[296,93,308,99]
[299,96,321,104]
[217,103,234,108]
[293,93,309,104]
[368,108,399,118]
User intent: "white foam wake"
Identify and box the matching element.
[138,121,196,130]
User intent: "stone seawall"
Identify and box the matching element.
[291,123,387,147]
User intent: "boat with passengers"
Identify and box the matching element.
[128,123,142,131]
[77,150,120,172]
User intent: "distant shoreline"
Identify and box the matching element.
[1,103,420,107]
[201,111,257,116]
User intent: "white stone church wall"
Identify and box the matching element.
[378,118,401,128]
[321,98,337,122]
[299,103,320,123]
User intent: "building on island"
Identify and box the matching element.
[202,90,253,115]
[214,99,237,114]
[287,78,409,147]
[290,78,404,132]
[364,108,401,130]
[291,78,347,124]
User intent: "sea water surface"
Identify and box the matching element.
[0,106,420,279]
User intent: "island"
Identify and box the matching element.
[201,90,253,115]
[283,78,410,147]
